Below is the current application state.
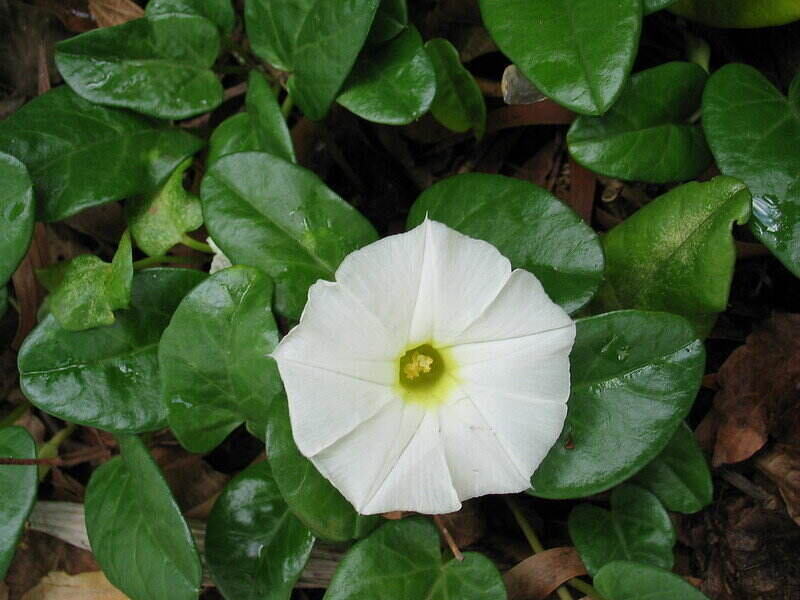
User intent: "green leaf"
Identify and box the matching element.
[408,173,604,314]
[206,461,315,600]
[703,64,800,277]
[146,0,235,34]
[127,159,202,257]
[201,152,378,321]
[592,176,751,336]
[338,26,435,125]
[633,422,713,514]
[19,269,205,433]
[37,231,133,331]
[479,0,642,115]
[568,62,712,183]
[245,0,379,120]
[266,396,379,542]
[643,0,677,14]
[669,0,800,27]
[325,517,506,600]
[160,266,282,453]
[368,0,408,44]
[55,14,222,120]
[207,71,295,167]
[595,561,711,600]
[0,153,34,287]
[531,310,705,499]
[424,39,486,139]
[0,87,202,222]
[0,427,37,580]
[85,434,202,600]
[569,483,675,576]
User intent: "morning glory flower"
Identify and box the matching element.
[272,220,575,515]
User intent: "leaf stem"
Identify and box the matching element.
[281,93,294,119]
[180,235,215,254]
[38,422,77,481]
[132,254,207,270]
[567,577,606,599]
[0,400,31,429]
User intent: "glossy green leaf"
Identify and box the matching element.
[201,152,378,321]
[0,427,37,580]
[670,0,800,27]
[634,422,713,513]
[56,14,222,120]
[595,561,711,600]
[593,177,751,336]
[643,0,677,14]
[569,483,675,576]
[368,0,408,44]
[206,461,314,600]
[0,87,202,222]
[338,26,436,125]
[480,0,642,115]
[703,64,800,277]
[245,0,379,120]
[146,0,235,33]
[19,269,205,433]
[208,72,295,166]
[568,62,712,183]
[160,267,282,453]
[424,39,486,139]
[85,434,202,600]
[531,310,705,498]
[325,517,506,600]
[37,231,133,331]
[0,153,34,287]
[408,173,604,313]
[127,159,202,256]
[266,396,379,542]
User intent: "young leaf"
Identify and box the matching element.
[568,62,712,183]
[593,176,751,336]
[479,0,642,115]
[127,159,202,256]
[669,0,800,28]
[19,269,206,433]
[85,434,202,600]
[531,310,705,498]
[0,153,34,287]
[266,396,379,542]
[206,461,315,600]
[0,87,202,222]
[569,483,676,575]
[338,26,436,125]
[146,0,235,34]
[703,64,800,277]
[245,0,379,120]
[0,427,37,580]
[368,0,408,44]
[594,561,711,599]
[159,267,283,453]
[201,152,378,321]
[634,422,713,513]
[325,517,506,600]
[37,231,133,331]
[56,14,222,120]
[408,173,604,314]
[424,38,486,139]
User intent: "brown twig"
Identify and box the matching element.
[433,514,464,561]
[0,457,64,466]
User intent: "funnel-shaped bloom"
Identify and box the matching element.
[273,220,575,515]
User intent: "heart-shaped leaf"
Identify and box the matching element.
[531,310,705,498]
[368,0,408,44]
[19,268,205,433]
[568,62,712,183]
[146,0,235,34]
[0,87,202,222]
[338,26,436,125]
[160,266,282,453]
[206,461,315,600]
[593,176,751,336]
[408,173,604,313]
[703,64,800,277]
[0,153,34,287]
[480,0,642,115]
[633,422,713,514]
[325,517,506,600]
[0,427,37,580]
[669,0,800,27]
[85,434,202,600]
[245,0,379,120]
[644,0,677,14]
[595,561,711,599]
[201,152,378,321]
[569,483,675,575]
[266,396,379,542]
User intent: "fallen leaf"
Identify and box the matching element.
[88,0,143,28]
[562,157,595,223]
[487,102,574,133]
[21,571,127,600]
[151,446,229,516]
[503,547,587,600]
[438,499,486,548]
[756,445,800,526]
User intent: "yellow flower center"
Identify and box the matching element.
[397,343,459,407]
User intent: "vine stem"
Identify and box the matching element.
[38,423,77,481]
[180,235,215,254]
[281,93,294,119]
[0,400,31,429]
[132,254,206,270]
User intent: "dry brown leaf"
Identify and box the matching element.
[151,447,229,515]
[88,0,143,28]
[21,572,127,600]
[756,445,800,526]
[487,102,575,133]
[562,157,595,223]
[503,547,587,600]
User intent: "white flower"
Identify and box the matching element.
[272,220,575,515]
[206,237,232,274]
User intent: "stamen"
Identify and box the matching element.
[403,351,434,380]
